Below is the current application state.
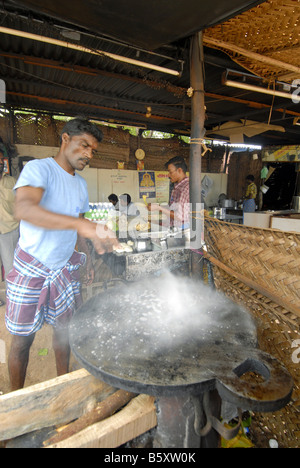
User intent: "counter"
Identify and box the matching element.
[244,210,300,231]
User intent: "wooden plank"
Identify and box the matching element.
[47,394,157,448]
[0,369,115,441]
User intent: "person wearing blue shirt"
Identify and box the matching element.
[6,117,119,390]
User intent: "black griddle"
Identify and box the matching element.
[70,277,293,412]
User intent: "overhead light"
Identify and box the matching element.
[0,26,180,76]
[223,70,300,103]
[60,30,81,41]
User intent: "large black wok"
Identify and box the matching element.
[70,276,293,412]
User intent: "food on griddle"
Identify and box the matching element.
[113,242,133,253]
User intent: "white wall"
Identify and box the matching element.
[16,144,227,206]
[81,167,227,206]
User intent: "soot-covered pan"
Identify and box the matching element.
[70,276,293,412]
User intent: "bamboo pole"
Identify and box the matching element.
[203,36,300,75]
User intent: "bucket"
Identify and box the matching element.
[260,184,269,194]
[292,196,300,212]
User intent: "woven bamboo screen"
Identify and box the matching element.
[204,217,300,447]
[204,0,300,83]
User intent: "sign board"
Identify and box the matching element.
[262,145,300,162]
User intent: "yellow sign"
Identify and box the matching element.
[262,146,300,162]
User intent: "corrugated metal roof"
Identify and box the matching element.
[0,0,299,145]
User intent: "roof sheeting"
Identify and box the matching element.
[8,0,264,49]
[0,0,300,146]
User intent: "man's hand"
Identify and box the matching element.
[77,218,120,254]
[93,223,121,254]
[147,203,160,212]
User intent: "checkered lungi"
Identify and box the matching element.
[5,244,86,336]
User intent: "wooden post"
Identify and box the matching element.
[190,32,206,273]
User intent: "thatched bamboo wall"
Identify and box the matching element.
[204,217,300,448]
[0,112,227,173]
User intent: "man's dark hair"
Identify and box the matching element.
[165,156,187,173]
[108,193,118,203]
[60,117,103,144]
[246,174,255,182]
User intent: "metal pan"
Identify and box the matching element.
[70,277,293,411]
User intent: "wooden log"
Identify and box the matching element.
[46,394,157,448]
[44,390,136,446]
[203,36,300,75]
[0,369,116,441]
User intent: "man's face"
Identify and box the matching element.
[62,132,99,172]
[167,163,181,183]
[0,153,5,174]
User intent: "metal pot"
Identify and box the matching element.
[220,199,235,208]
[213,207,226,219]
[134,238,152,252]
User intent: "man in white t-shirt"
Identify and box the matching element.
[6,117,119,390]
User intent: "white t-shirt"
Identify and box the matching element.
[14,157,89,270]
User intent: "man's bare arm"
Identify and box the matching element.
[15,186,88,232]
[14,186,120,253]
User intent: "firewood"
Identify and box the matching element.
[43,389,136,446]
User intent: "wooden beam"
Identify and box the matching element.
[206,92,300,117]
[0,51,186,97]
[0,369,116,441]
[190,32,205,254]
[6,91,189,125]
[203,36,300,76]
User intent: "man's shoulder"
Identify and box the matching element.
[176,177,189,190]
[21,157,54,173]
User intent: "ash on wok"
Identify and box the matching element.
[70,273,257,376]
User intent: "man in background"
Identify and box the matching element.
[147,156,190,228]
[243,174,257,215]
[0,149,19,306]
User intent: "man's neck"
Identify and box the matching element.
[54,153,75,176]
[175,174,187,185]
